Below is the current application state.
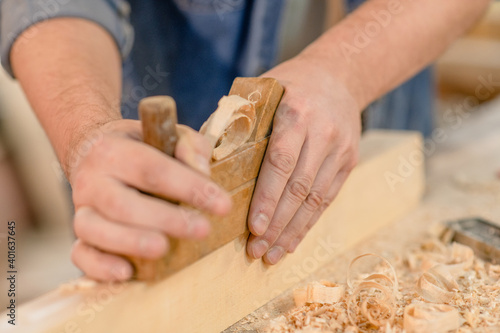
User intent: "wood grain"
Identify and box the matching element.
[211,138,268,192]
[5,130,425,333]
[139,96,178,155]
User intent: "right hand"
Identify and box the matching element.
[68,119,232,281]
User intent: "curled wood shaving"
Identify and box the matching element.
[293,281,345,307]
[200,95,256,160]
[347,253,399,295]
[404,303,460,333]
[266,239,500,333]
[416,242,473,303]
[416,269,455,303]
[347,281,396,330]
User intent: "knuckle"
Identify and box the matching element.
[282,225,304,244]
[320,199,332,212]
[71,175,95,208]
[265,223,284,242]
[71,170,88,193]
[303,190,323,211]
[279,104,304,124]
[347,154,359,171]
[322,125,337,142]
[256,189,279,210]
[287,176,313,203]
[138,163,165,192]
[302,223,314,237]
[340,139,356,156]
[103,193,127,217]
[73,214,86,239]
[268,149,296,176]
[73,208,96,241]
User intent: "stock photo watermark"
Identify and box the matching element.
[385,73,500,191]
[4,221,17,326]
[340,0,412,62]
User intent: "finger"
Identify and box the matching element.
[175,124,212,175]
[74,177,211,239]
[287,169,351,253]
[248,104,307,237]
[83,136,231,216]
[261,154,342,264]
[247,134,329,260]
[71,239,133,281]
[74,206,169,259]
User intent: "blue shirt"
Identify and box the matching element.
[0,0,434,135]
[0,0,285,130]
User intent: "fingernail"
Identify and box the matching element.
[252,213,269,236]
[196,154,211,175]
[266,246,285,264]
[251,239,269,259]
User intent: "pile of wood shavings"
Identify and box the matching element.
[267,239,500,333]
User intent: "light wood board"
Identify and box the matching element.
[1,130,424,333]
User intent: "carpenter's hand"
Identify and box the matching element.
[69,120,232,281]
[246,55,362,264]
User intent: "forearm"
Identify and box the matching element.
[302,0,491,110]
[11,18,122,176]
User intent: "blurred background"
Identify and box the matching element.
[0,0,499,310]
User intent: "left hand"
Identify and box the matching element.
[246,54,362,264]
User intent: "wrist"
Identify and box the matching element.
[293,47,369,115]
[58,104,121,180]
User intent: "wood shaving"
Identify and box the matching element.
[58,277,97,294]
[266,239,500,333]
[404,303,460,333]
[200,95,256,160]
[294,282,345,307]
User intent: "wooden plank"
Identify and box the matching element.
[1,130,424,333]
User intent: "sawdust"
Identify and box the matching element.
[266,239,500,333]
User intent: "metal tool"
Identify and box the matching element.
[444,217,500,264]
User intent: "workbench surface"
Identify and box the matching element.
[226,97,500,332]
